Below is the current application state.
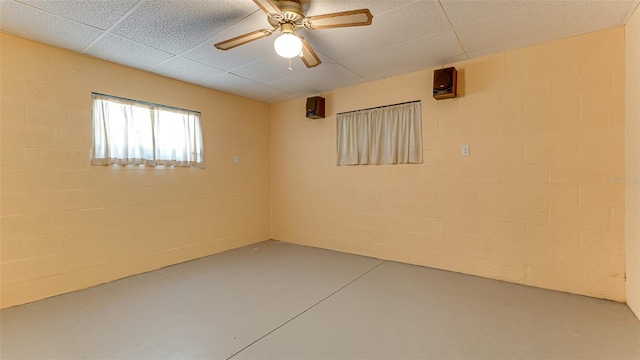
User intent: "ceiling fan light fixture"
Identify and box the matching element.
[214,1,373,69]
[274,31,302,58]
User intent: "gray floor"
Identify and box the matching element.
[1,240,638,359]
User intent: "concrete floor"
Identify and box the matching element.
[1,240,638,359]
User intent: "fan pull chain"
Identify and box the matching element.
[288,57,293,71]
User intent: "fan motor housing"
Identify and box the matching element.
[268,0,305,26]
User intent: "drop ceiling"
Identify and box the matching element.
[1,0,638,103]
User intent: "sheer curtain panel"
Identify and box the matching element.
[337,101,422,165]
[92,93,205,168]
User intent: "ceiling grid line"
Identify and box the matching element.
[436,0,468,61]
[1,0,637,103]
[148,8,264,72]
[80,0,147,54]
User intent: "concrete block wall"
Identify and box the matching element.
[625,6,640,318]
[2,22,637,310]
[0,33,271,308]
[270,27,628,302]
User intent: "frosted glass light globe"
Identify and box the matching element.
[274,33,303,58]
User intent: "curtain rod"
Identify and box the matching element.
[91,92,201,114]
[336,99,420,116]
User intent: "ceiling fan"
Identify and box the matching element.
[214,0,373,68]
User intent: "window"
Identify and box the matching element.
[92,93,205,168]
[336,101,422,165]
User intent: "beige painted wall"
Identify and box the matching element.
[626,6,640,318]
[270,27,627,302]
[0,23,635,310]
[0,33,270,308]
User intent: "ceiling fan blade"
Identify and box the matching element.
[253,0,282,17]
[214,29,272,51]
[299,36,321,68]
[305,9,373,30]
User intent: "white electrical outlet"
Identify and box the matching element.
[233,155,239,164]
[461,145,470,157]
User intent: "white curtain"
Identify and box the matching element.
[92,94,205,168]
[337,101,422,165]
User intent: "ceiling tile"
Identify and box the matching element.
[300,0,425,46]
[305,0,450,62]
[199,72,264,95]
[231,48,335,84]
[440,53,468,66]
[0,0,102,52]
[465,13,627,61]
[84,33,174,70]
[3,0,639,103]
[204,73,297,102]
[182,10,275,71]
[304,0,418,21]
[150,57,225,86]
[441,0,541,28]
[341,31,464,80]
[232,83,296,103]
[111,0,256,55]
[200,72,295,103]
[184,37,275,73]
[267,64,363,97]
[15,0,139,30]
[456,0,636,54]
[230,56,297,85]
[369,0,451,39]
[455,6,543,54]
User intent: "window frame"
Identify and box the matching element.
[91,92,205,168]
[336,100,423,166]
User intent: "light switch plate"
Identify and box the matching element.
[233,155,239,164]
[461,145,470,157]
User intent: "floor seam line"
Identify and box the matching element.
[226,260,386,359]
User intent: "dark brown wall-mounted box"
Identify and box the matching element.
[433,67,457,100]
[306,96,325,119]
